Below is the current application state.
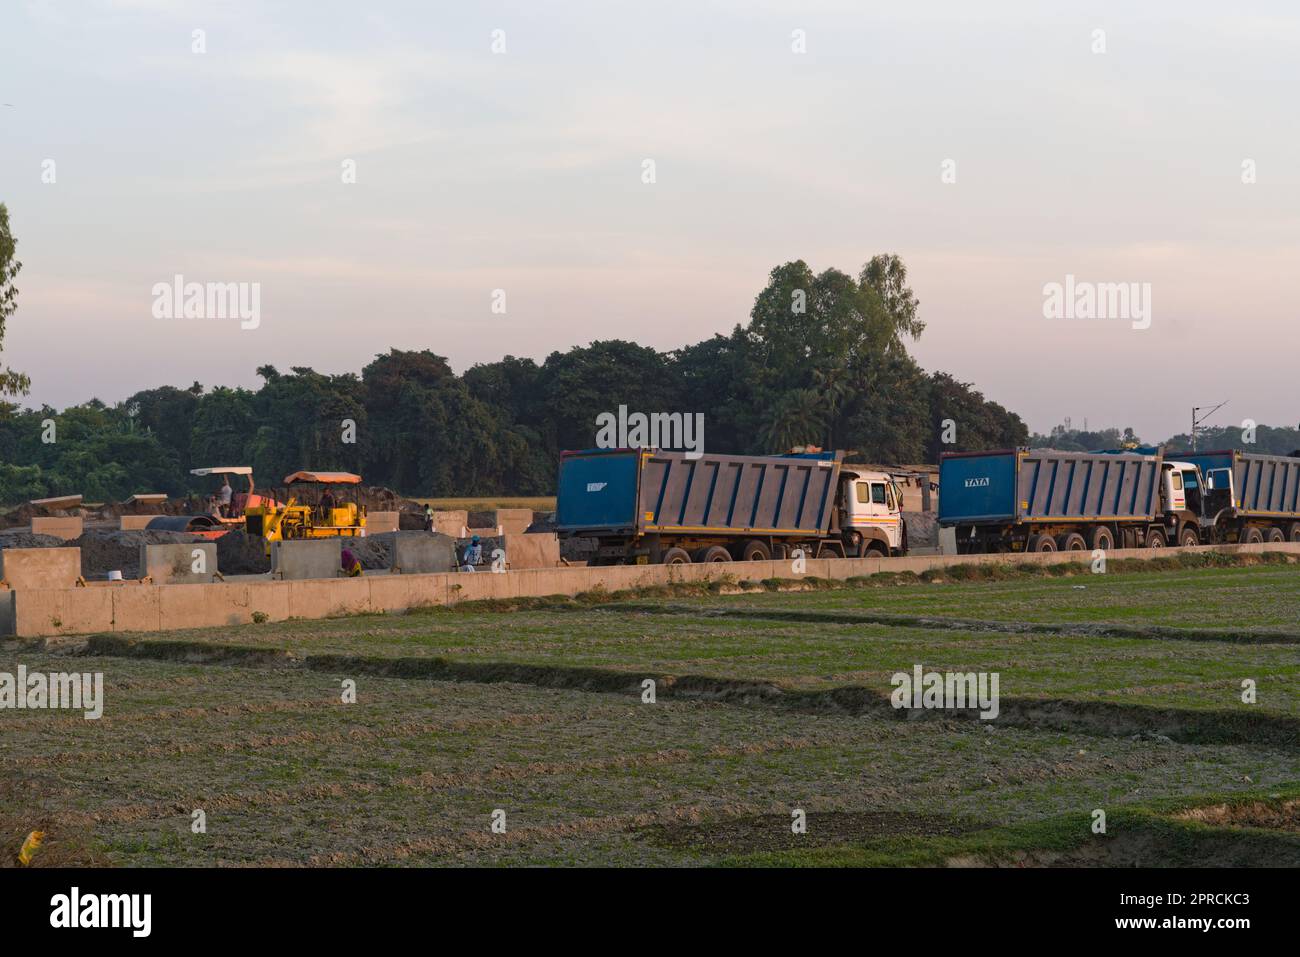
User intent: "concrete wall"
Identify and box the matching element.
[0,547,82,589]
[140,542,217,584]
[4,542,1298,639]
[503,532,560,569]
[367,511,400,534]
[120,515,156,531]
[31,516,83,540]
[387,531,457,574]
[271,539,342,580]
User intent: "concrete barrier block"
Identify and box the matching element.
[494,509,534,534]
[0,547,83,590]
[388,532,457,574]
[428,510,467,536]
[450,568,519,602]
[140,542,217,584]
[120,515,156,531]
[271,539,342,580]
[367,511,400,534]
[502,532,560,570]
[31,516,83,540]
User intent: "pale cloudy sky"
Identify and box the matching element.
[1,0,1297,440]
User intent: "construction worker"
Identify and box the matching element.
[341,548,363,578]
[218,477,233,517]
[424,504,434,532]
[319,488,336,516]
[459,535,483,571]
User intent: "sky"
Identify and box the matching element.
[1,0,1297,442]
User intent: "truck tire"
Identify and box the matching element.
[1266,527,1285,544]
[1179,528,1200,548]
[1289,523,1300,543]
[1242,527,1264,545]
[1145,529,1166,548]
[694,545,732,564]
[1088,526,1114,552]
[864,542,888,558]
[1026,534,1056,553]
[1056,532,1087,551]
[739,539,771,562]
[660,547,692,565]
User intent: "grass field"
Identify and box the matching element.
[5,558,1300,867]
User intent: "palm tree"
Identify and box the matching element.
[760,389,825,452]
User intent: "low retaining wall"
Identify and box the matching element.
[119,515,156,531]
[2,542,1296,639]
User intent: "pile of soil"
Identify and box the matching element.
[73,529,198,579]
[339,535,392,570]
[215,529,271,575]
[0,530,66,549]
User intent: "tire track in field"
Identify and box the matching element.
[1,711,563,771]
[612,603,1300,645]
[59,735,831,829]
[81,636,1300,749]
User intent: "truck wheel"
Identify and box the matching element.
[1145,529,1166,548]
[864,542,888,558]
[1088,527,1114,552]
[1179,528,1200,548]
[739,540,771,562]
[1026,534,1056,553]
[1289,523,1300,543]
[694,545,732,564]
[1242,527,1264,545]
[1266,526,1285,544]
[1056,533,1087,551]
[660,547,692,565]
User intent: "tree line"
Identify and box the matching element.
[0,252,1035,504]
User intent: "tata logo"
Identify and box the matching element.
[586,482,607,492]
[964,477,990,488]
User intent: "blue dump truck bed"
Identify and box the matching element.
[939,449,1162,525]
[1175,449,1300,518]
[556,448,843,536]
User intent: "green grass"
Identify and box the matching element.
[5,560,1300,866]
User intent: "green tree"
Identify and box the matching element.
[0,203,29,397]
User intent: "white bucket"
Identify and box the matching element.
[107,570,123,582]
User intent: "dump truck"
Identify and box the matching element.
[554,448,907,564]
[935,444,1216,548]
[244,470,367,555]
[1171,449,1300,544]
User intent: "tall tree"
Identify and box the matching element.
[0,203,29,397]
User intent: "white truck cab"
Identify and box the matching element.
[843,469,907,555]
